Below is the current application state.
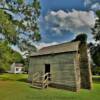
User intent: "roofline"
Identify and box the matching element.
[39,41,80,50]
[30,50,77,57]
[30,41,80,57]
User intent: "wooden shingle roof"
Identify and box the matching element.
[30,41,80,57]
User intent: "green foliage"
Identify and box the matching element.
[91,10,100,68]
[0,41,23,72]
[90,45,100,67]
[92,10,100,41]
[92,66,100,75]
[0,0,41,52]
[17,0,24,4]
[89,42,100,73]
[34,31,41,41]
[96,10,100,18]
[0,10,17,43]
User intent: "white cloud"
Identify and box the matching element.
[44,10,96,35]
[84,0,100,10]
[84,0,93,6]
[91,3,100,10]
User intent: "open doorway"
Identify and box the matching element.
[45,64,51,80]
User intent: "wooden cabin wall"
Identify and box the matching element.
[79,43,92,89]
[28,58,44,82]
[28,52,80,91]
[73,52,81,91]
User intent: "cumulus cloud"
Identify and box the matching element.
[84,0,93,6]
[91,3,100,10]
[84,0,100,10]
[44,10,96,35]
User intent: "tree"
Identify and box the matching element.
[89,43,100,66]
[90,10,100,68]
[0,0,41,52]
[92,10,100,42]
[0,41,24,73]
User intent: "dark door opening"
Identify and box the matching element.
[45,64,51,80]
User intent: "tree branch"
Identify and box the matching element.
[0,7,13,12]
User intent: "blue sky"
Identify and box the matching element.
[40,0,86,15]
[33,0,100,47]
[40,0,85,43]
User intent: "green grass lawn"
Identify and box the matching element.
[0,74,100,100]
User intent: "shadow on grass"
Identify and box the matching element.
[17,78,28,83]
[30,85,43,90]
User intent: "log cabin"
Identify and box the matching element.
[28,41,92,91]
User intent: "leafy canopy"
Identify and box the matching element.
[0,0,41,52]
[0,41,23,72]
[92,10,100,42]
[90,10,100,67]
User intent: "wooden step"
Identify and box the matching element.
[32,82,49,89]
[31,85,43,89]
[32,81,43,88]
[31,72,50,89]
[33,83,42,87]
